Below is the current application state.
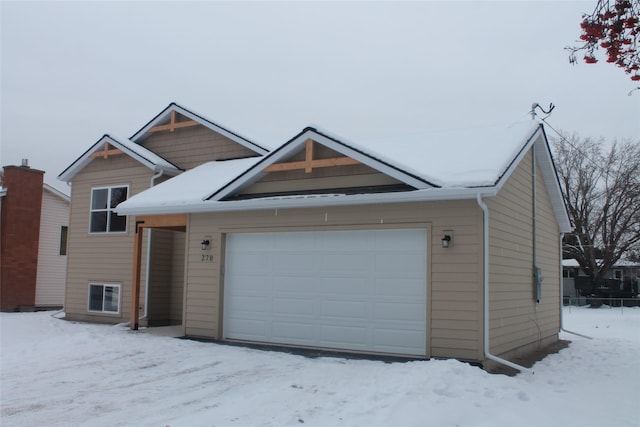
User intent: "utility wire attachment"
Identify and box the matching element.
[530,102,555,120]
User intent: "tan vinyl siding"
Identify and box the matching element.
[35,190,69,306]
[184,199,484,361]
[486,149,560,356]
[147,229,185,326]
[139,118,259,170]
[147,230,173,325]
[170,232,186,323]
[64,155,153,323]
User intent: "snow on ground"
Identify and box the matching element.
[1,307,638,427]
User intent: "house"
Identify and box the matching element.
[562,258,640,300]
[60,103,571,371]
[58,104,269,326]
[1,162,70,311]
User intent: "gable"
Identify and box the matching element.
[58,135,181,183]
[209,127,435,202]
[137,111,263,170]
[116,120,572,232]
[227,138,410,200]
[131,103,269,159]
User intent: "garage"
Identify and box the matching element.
[223,229,427,356]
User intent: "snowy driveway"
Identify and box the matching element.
[1,307,638,427]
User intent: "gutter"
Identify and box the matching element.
[477,194,534,374]
[117,186,499,216]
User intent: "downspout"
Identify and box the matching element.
[533,144,540,303]
[141,169,165,319]
[559,232,593,339]
[477,194,534,374]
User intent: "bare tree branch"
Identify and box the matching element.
[551,134,640,288]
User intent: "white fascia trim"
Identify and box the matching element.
[116,186,498,216]
[208,129,434,202]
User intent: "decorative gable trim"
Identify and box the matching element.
[58,134,181,183]
[130,103,270,156]
[206,127,438,202]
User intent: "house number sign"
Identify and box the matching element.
[201,254,214,262]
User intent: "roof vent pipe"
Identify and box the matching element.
[21,159,29,167]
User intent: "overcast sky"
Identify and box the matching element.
[1,1,638,194]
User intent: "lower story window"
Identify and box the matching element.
[88,283,120,314]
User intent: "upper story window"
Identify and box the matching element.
[90,185,128,233]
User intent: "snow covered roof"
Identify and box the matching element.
[116,158,261,214]
[117,120,572,234]
[58,134,181,182]
[207,121,542,203]
[43,183,70,203]
[130,102,271,155]
[562,259,640,268]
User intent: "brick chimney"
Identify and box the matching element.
[0,163,45,311]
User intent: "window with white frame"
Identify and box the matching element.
[614,269,623,280]
[88,283,121,313]
[90,186,128,233]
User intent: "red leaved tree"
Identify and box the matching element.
[567,0,640,81]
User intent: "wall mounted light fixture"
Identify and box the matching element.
[441,234,452,248]
[201,239,210,251]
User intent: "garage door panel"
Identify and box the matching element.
[374,278,426,298]
[272,321,315,343]
[375,253,426,275]
[320,299,368,319]
[374,302,425,322]
[318,231,371,251]
[227,253,271,274]
[321,253,370,273]
[226,275,272,293]
[273,297,315,316]
[321,277,369,295]
[375,230,426,250]
[224,229,427,356]
[273,253,317,272]
[226,318,269,340]
[320,325,369,347]
[226,295,271,314]
[274,276,317,293]
[374,329,426,352]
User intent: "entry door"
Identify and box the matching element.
[223,229,427,356]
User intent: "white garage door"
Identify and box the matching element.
[223,229,427,356]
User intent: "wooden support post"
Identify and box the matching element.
[305,139,314,173]
[130,221,144,330]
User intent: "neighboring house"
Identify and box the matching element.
[0,162,70,311]
[562,259,640,298]
[60,103,571,370]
